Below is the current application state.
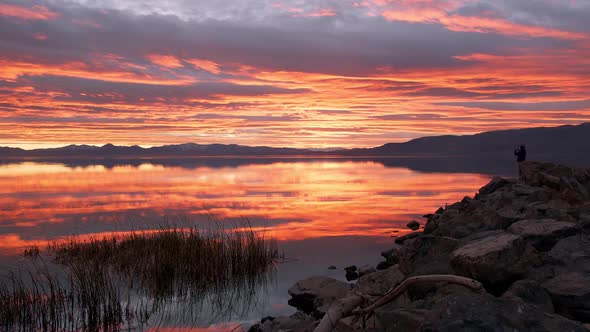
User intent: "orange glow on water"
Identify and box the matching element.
[0,161,490,253]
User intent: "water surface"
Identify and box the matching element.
[0,158,491,329]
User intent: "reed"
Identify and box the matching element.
[0,224,278,331]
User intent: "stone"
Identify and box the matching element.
[354,265,404,296]
[345,271,359,281]
[358,265,376,277]
[407,220,420,231]
[479,177,512,195]
[420,288,586,332]
[327,265,337,270]
[344,265,357,272]
[450,232,541,287]
[542,272,590,322]
[501,279,554,312]
[547,234,590,274]
[394,232,421,244]
[287,276,351,318]
[399,236,458,276]
[258,312,317,332]
[381,245,401,259]
[508,219,580,251]
[375,308,428,332]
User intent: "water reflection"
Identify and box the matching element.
[0,159,492,328]
[0,160,490,250]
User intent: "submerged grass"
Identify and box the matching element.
[0,223,278,331]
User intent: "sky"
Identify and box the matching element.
[0,0,589,149]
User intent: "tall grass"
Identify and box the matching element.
[0,224,278,331]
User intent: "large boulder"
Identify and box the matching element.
[450,232,542,287]
[547,235,590,274]
[287,276,351,318]
[399,236,458,276]
[420,289,587,332]
[501,279,554,312]
[508,219,580,251]
[479,177,513,195]
[542,272,590,323]
[354,265,404,296]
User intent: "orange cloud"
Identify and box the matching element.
[377,2,586,39]
[0,4,59,21]
[306,9,337,17]
[146,54,184,69]
[0,58,195,85]
[186,58,221,74]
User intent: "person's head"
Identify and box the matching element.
[520,145,526,150]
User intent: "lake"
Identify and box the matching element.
[0,158,494,330]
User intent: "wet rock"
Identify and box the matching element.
[344,265,357,273]
[479,177,512,195]
[407,220,420,231]
[502,279,554,312]
[394,232,421,244]
[399,236,458,276]
[287,276,351,318]
[345,271,359,281]
[354,265,404,296]
[543,272,590,323]
[450,232,541,287]
[327,265,337,270]
[508,219,580,251]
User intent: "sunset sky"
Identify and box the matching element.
[1,0,589,149]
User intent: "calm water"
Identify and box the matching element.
[0,158,492,330]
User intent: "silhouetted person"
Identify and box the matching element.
[514,145,527,162]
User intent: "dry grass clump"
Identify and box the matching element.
[0,224,278,331]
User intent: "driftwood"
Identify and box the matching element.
[313,274,483,332]
[313,295,364,332]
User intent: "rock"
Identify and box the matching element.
[479,177,512,195]
[345,271,359,281]
[258,312,316,332]
[327,266,337,270]
[542,272,590,322]
[344,265,357,272]
[399,236,459,276]
[502,279,554,312]
[358,265,376,277]
[381,245,401,260]
[547,234,590,274]
[354,265,405,296]
[287,276,351,318]
[420,289,587,332]
[376,261,393,270]
[407,220,420,231]
[261,316,275,324]
[394,232,421,244]
[375,308,428,332]
[508,219,580,251]
[450,232,542,288]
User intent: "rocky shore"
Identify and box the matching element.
[249,161,590,332]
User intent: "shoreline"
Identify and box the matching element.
[249,160,590,332]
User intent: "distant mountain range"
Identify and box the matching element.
[2,123,590,168]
